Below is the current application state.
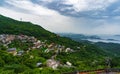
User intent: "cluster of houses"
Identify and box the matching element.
[7,48,24,56]
[45,43,74,53]
[46,58,73,70]
[0,34,15,47]
[0,34,74,53]
[0,34,75,69]
[0,34,37,46]
[0,34,45,56]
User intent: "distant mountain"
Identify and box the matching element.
[58,33,120,57]
[58,33,120,44]
[58,33,101,40]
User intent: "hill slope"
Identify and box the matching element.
[0,15,117,74]
[0,15,84,50]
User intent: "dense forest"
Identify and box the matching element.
[0,15,120,74]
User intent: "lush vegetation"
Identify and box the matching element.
[95,42,120,56]
[0,15,120,74]
[0,43,109,74]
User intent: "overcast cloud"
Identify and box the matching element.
[0,0,120,35]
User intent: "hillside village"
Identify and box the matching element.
[0,34,75,69]
[1,15,120,74]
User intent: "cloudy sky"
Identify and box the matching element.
[0,0,120,35]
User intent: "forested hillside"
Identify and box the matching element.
[0,15,119,74]
[0,15,83,50]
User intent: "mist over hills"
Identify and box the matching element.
[58,33,120,44]
[58,33,120,56]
